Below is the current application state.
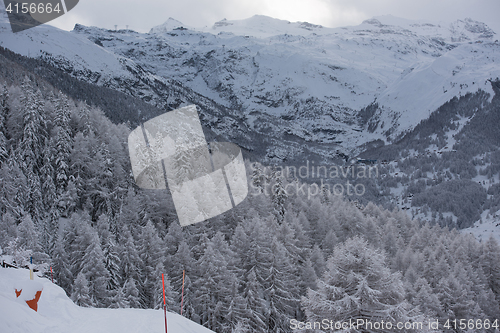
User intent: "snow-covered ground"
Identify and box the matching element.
[462,210,500,243]
[0,267,214,333]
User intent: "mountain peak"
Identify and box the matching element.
[453,17,495,38]
[207,15,325,38]
[149,17,188,34]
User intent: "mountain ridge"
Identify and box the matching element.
[1,13,499,163]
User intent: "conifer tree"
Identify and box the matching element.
[242,269,266,333]
[122,277,141,308]
[154,269,178,312]
[71,272,93,307]
[170,240,195,293]
[137,220,164,308]
[302,237,419,332]
[309,244,326,277]
[18,78,47,223]
[0,155,27,219]
[481,236,500,301]
[264,237,298,333]
[225,281,248,333]
[119,225,141,286]
[81,232,110,307]
[0,85,9,164]
[96,215,121,306]
[17,215,36,246]
[271,172,287,223]
[194,238,236,332]
[180,274,197,321]
[54,96,72,194]
[0,212,17,250]
[52,240,73,293]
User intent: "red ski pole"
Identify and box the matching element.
[180,270,185,316]
[162,273,168,333]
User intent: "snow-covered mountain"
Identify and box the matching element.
[75,14,500,155]
[0,267,214,333]
[1,9,498,163]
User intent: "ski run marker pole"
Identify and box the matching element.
[162,273,168,333]
[180,270,185,316]
[51,267,53,283]
[29,256,33,280]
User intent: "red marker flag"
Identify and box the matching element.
[180,270,185,316]
[162,273,168,333]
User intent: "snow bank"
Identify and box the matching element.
[0,267,215,333]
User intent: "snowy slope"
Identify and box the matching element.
[0,267,214,333]
[0,6,133,84]
[462,211,500,244]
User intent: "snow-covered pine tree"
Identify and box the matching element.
[264,237,298,333]
[194,237,237,332]
[242,217,273,286]
[122,277,141,308]
[118,187,142,228]
[170,240,194,294]
[51,240,73,293]
[300,257,318,293]
[61,212,93,279]
[302,237,422,332]
[242,269,266,333]
[225,281,248,333]
[137,220,164,308]
[211,231,241,277]
[309,243,326,278]
[96,214,121,307]
[17,214,38,250]
[0,84,9,164]
[110,284,129,309]
[271,171,287,223]
[163,221,184,270]
[18,77,47,223]
[251,163,266,194]
[57,179,78,217]
[411,277,442,318]
[80,231,110,307]
[153,269,178,312]
[481,236,500,302]
[231,321,252,333]
[180,274,197,321]
[54,95,72,195]
[71,272,93,307]
[436,274,480,323]
[0,154,27,219]
[118,225,141,287]
[0,212,17,250]
[39,138,57,254]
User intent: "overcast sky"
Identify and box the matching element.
[50,0,500,35]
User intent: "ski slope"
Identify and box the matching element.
[0,267,214,333]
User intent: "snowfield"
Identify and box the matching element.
[0,267,215,333]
